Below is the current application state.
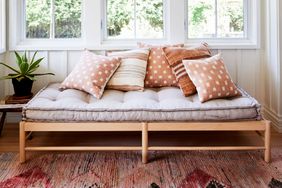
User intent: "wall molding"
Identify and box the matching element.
[263,106,282,133]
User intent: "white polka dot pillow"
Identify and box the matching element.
[138,43,183,88]
[60,50,121,99]
[183,54,241,102]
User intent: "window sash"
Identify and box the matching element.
[24,0,83,39]
[186,0,248,39]
[103,0,167,40]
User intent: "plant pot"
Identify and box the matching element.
[12,78,34,97]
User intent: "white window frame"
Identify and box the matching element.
[102,0,168,44]
[9,0,260,51]
[185,0,260,49]
[0,0,6,54]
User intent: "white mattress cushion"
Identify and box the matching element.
[22,83,261,122]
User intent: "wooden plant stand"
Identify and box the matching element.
[0,95,33,136]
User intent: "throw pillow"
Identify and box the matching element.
[61,50,121,99]
[138,43,184,88]
[164,43,211,96]
[107,49,150,91]
[183,53,241,102]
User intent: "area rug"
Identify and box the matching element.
[0,150,282,188]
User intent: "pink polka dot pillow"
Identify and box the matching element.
[61,51,121,99]
[138,43,183,88]
[183,54,241,102]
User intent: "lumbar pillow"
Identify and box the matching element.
[138,43,183,88]
[164,43,211,97]
[61,50,121,99]
[183,53,241,102]
[107,49,150,91]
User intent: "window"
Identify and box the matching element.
[187,0,245,39]
[25,0,82,39]
[105,0,165,40]
[0,0,5,53]
[9,0,259,50]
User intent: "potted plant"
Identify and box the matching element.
[0,51,54,96]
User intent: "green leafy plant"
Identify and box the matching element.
[0,51,54,81]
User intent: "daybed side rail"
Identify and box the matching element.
[19,120,271,164]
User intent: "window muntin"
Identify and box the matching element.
[25,0,82,39]
[106,0,165,40]
[187,0,245,39]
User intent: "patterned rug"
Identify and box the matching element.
[0,150,282,188]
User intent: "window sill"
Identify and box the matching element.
[9,39,260,51]
[186,38,260,50]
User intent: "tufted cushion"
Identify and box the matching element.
[164,43,211,97]
[23,83,261,122]
[138,43,183,88]
[183,54,241,102]
[107,49,150,91]
[60,51,121,99]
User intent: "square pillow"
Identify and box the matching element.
[164,43,211,96]
[107,49,150,91]
[60,50,121,99]
[138,43,184,88]
[183,53,241,102]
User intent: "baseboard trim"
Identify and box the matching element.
[262,106,282,133]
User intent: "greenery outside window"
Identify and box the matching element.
[187,0,246,39]
[105,0,165,40]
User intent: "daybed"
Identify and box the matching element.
[19,83,271,164]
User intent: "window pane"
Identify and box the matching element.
[55,0,82,38]
[188,0,215,38]
[136,0,164,39]
[217,0,244,38]
[107,0,135,39]
[26,0,51,38]
[106,0,164,39]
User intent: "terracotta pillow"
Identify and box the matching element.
[183,54,241,102]
[164,43,211,96]
[138,43,184,88]
[61,51,121,99]
[107,49,150,91]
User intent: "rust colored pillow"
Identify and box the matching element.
[61,51,121,99]
[164,43,211,96]
[138,43,183,88]
[183,54,241,102]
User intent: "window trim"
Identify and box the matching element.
[0,0,6,54]
[102,0,168,42]
[9,0,260,51]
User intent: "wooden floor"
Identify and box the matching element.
[0,123,282,152]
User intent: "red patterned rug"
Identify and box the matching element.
[0,150,282,188]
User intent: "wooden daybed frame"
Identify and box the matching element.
[19,120,271,164]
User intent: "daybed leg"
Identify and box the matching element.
[142,122,148,164]
[19,122,26,163]
[264,121,271,163]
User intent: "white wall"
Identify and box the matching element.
[3,49,264,103]
[262,0,282,132]
[0,52,5,98]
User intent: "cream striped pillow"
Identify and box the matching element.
[107,49,150,91]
